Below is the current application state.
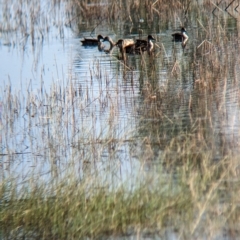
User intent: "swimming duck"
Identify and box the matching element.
[135,35,156,53]
[172,27,188,46]
[80,34,104,46]
[116,38,135,53]
[102,36,116,53]
[103,36,135,54]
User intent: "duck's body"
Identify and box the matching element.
[172,28,188,45]
[103,36,135,54]
[135,35,156,54]
[114,39,134,54]
[81,34,104,46]
[103,35,155,55]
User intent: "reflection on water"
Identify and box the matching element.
[1,0,240,238]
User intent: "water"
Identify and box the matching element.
[1,0,240,238]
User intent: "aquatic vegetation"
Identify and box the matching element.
[1,0,240,239]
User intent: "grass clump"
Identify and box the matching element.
[1,130,239,239]
[0,174,192,239]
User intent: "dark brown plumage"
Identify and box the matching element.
[81,35,104,46]
[172,28,188,42]
[134,35,156,54]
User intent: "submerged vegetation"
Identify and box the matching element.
[1,0,240,239]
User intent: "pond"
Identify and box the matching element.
[1,0,240,239]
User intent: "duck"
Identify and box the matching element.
[116,38,135,53]
[80,34,104,46]
[103,36,135,54]
[172,27,188,46]
[135,35,156,54]
[102,36,116,53]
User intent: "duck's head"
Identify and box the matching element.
[148,35,156,41]
[103,36,111,42]
[181,28,187,33]
[116,39,124,47]
[97,35,104,41]
[181,28,188,39]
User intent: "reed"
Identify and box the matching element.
[1,0,240,239]
[1,122,239,238]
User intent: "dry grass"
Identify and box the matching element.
[1,0,240,239]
